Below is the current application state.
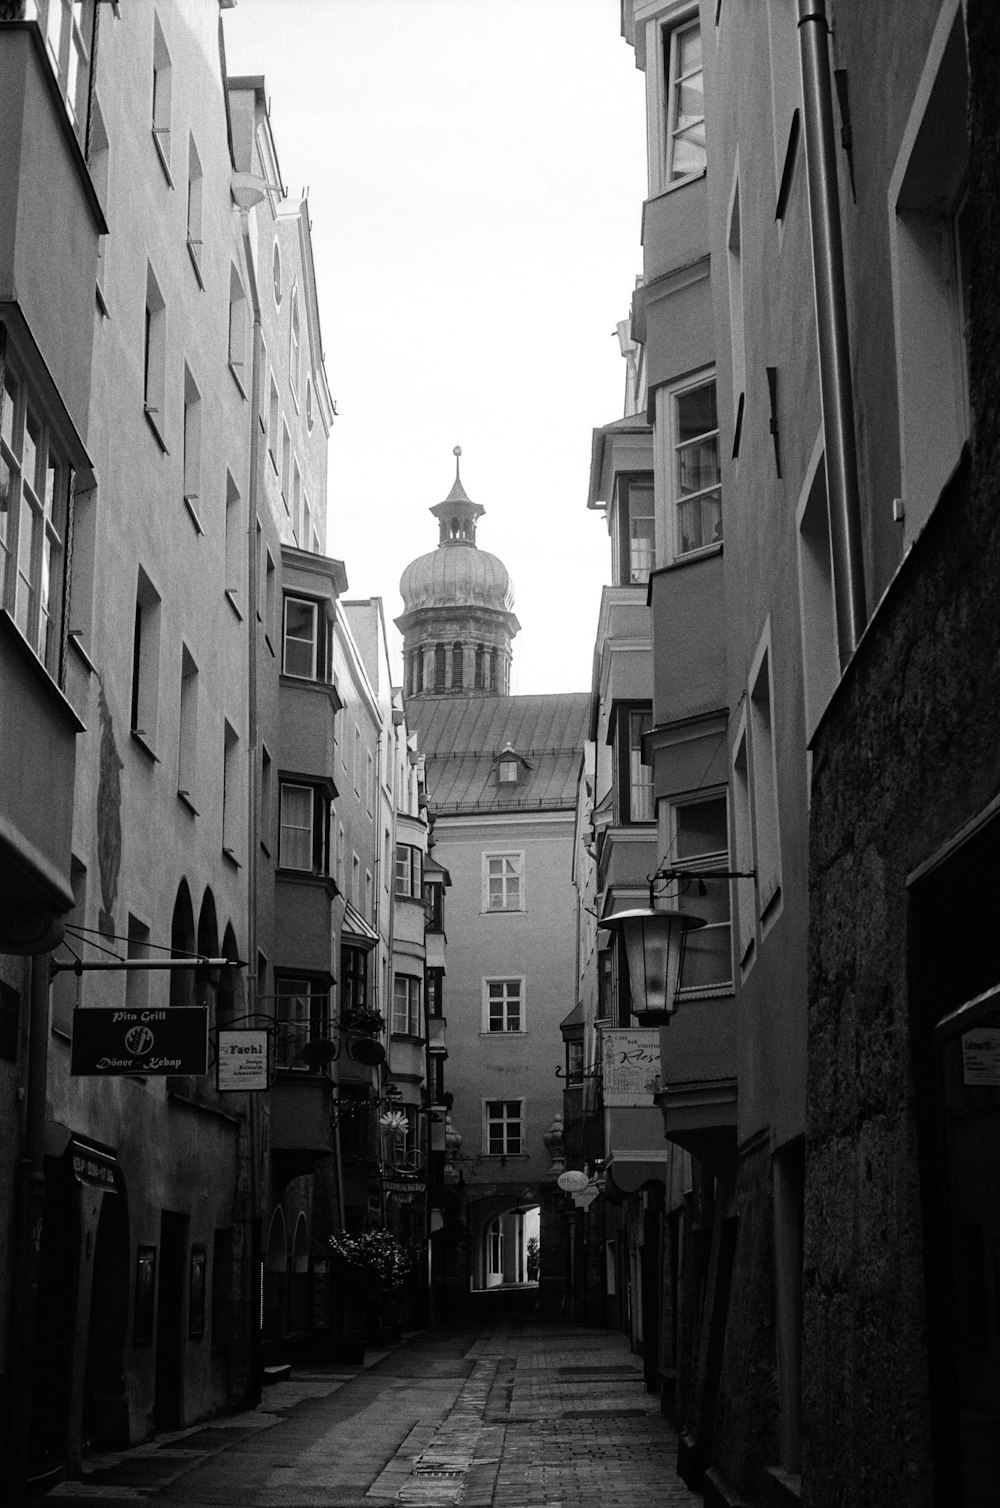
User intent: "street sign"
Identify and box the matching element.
[70,1007,208,1075]
[217,1029,270,1091]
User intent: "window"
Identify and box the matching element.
[426,967,444,1018]
[366,752,374,814]
[889,5,971,547]
[364,869,372,921]
[619,707,654,823]
[474,644,485,689]
[222,721,241,858]
[272,241,282,306]
[279,782,328,875]
[750,645,781,913]
[264,550,276,645]
[177,646,198,806]
[566,1039,584,1086]
[305,376,314,431]
[597,948,613,1021]
[670,794,732,990]
[615,477,655,585]
[384,829,391,891]
[0,349,71,673]
[395,843,423,898]
[498,751,519,785]
[485,1100,523,1157]
[796,438,839,738]
[282,595,320,679]
[143,266,166,446]
[340,944,368,1015]
[280,423,290,512]
[89,99,109,305]
[352,852,360,906]
[186,135,203,284]
[732,719,755,963]
[392,974,422,1037]
[275,974,330,1072]
[151,11,172,181]
[37,0,96,145]
[289,286,300,397]
[125,914,150,1014]
[130,567,161,745]
[485,978,523,1033]
[664,17,705,184]
[228,266,247,386]
[224,472,242,608]
[182,365,201,528]
[434,642,447,690]
[292,460,302,543]
[260,745,272,849]
[484,852,522,911]
[452,641,464,689]
[268,376,279,472]
[337,822,344,887]
[657,377,721,559]
[727,176,746,449]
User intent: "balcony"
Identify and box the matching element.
[0,612,82,949]
[640,172,708,285]
[649,548,725,728]
[0,21,105,436]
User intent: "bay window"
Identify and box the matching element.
[278,781,329,875]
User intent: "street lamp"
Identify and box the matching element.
[604,860,756,1026]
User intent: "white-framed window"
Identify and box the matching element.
[731,713,755,964]
[484,1099,523,1157]
[613,475,655,586]
[33,0,96,146]
[282,595,319,679]
[749,639,782,914]
[889,1,970,547]
[143,265,166,447]
[665,792,733,991]
[151,10,172,182]
[484,978,523,1033]
[186,135,203,285]
[0,344,71,674]
[275,974,330,1072]
[395,843,423,898]
[483,851,523,912]
[278,781,328,875]
[663,15,705,185]
[392,973,422,1037]
[625,707,654,823]
[655,374,721,561]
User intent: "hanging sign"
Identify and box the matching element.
[961,1028,1000,1087]
[71,1008,208,1075]
[217,1029,270,1091]
[601,1027,661,1106]
[572,1184,600,1209]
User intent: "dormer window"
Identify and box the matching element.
[497,744,520,786]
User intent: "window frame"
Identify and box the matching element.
[663,789,734,995]
[277,780,329,877]
[613,472,656,587]
[274,973,331,1073]
[483,977,524,1034]
[391,972,423,1038]
[282,594,322,681]
[660,11,706,190]
[482,850,524,913]
[395,843,423,899]
[654,370,722,564]
[483,1098,524,1158]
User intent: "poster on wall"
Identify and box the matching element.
[601,1027,662,1106]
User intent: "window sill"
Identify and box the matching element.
[222,846,241,869]
[177,789,199,817]
[151,128,173,187]
[481,908,525,916]
[67,630,97,676]
[675,983,734,1003]
[183,495,204,535]
[649,167,707,202]
[224,590,244,622]
[143,407,168,453]
[130,728,159,763]
[228,361,247,400]
[481,1030,527,1037]
[481,1153,528,1162]
[95,279,108,318]
[650,541,723,582]
[390,1033,426,1047]
[186,238,205,289]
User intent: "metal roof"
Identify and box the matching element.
[409,692,590,815]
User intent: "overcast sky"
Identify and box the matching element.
[223,0,647,694]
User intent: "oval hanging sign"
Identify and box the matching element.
[557,1169,590,1193]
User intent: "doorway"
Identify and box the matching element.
[154,1212,187,1430]
[82,1191,130,1449]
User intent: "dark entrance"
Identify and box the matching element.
[82,1191,130,1449]
[154,1211,188,1430]
[28,1156,77,1476]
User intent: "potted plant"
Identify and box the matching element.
[328,1227,416,1357]
[340,1006,385,1037]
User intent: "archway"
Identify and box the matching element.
[289,1213,309,1335]
[169,880,196,1008]
[82,1188,130,1449]
[262,1207,287,1342]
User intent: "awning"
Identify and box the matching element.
[342,901,379,947]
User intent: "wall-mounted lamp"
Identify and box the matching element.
[604,860,756,1025]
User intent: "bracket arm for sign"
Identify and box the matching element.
[51,955,238,976]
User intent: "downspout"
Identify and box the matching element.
[797,0,867,663]
[235,176,265,1403]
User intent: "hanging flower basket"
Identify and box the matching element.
[328,1227,416,1296]
[341,1007,385,1038]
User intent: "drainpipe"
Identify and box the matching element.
[234,173,266,1403]
[797,0,867,663]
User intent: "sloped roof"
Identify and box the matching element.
[410,692,590,815]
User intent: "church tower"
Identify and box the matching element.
[396,449,520,698]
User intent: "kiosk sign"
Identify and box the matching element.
[71,1008,208,1075]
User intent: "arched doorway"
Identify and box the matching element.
[262,1208,287,1342]
[82,1188,130,1449]
[289,1214,309,1335]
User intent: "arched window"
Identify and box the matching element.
[170,880,196,1008]
[475,645,485,689]
[434,643,447,689]
[452,642,464,689]
[489,648,499,692]
[415,651,424,694]
[196,888,219,1021]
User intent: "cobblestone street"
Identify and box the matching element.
[34,1318,703,1508]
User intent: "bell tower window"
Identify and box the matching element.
[452,642,464,689]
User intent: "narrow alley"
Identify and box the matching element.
[32,1317,702,1508]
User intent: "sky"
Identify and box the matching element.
[222,0,648,694]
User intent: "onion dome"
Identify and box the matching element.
[398,448,516,616]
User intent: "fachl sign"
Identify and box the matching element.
[217,1029,270,1091]
[71,1007,208,1076]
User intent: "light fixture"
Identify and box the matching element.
[603,860,756,1026]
